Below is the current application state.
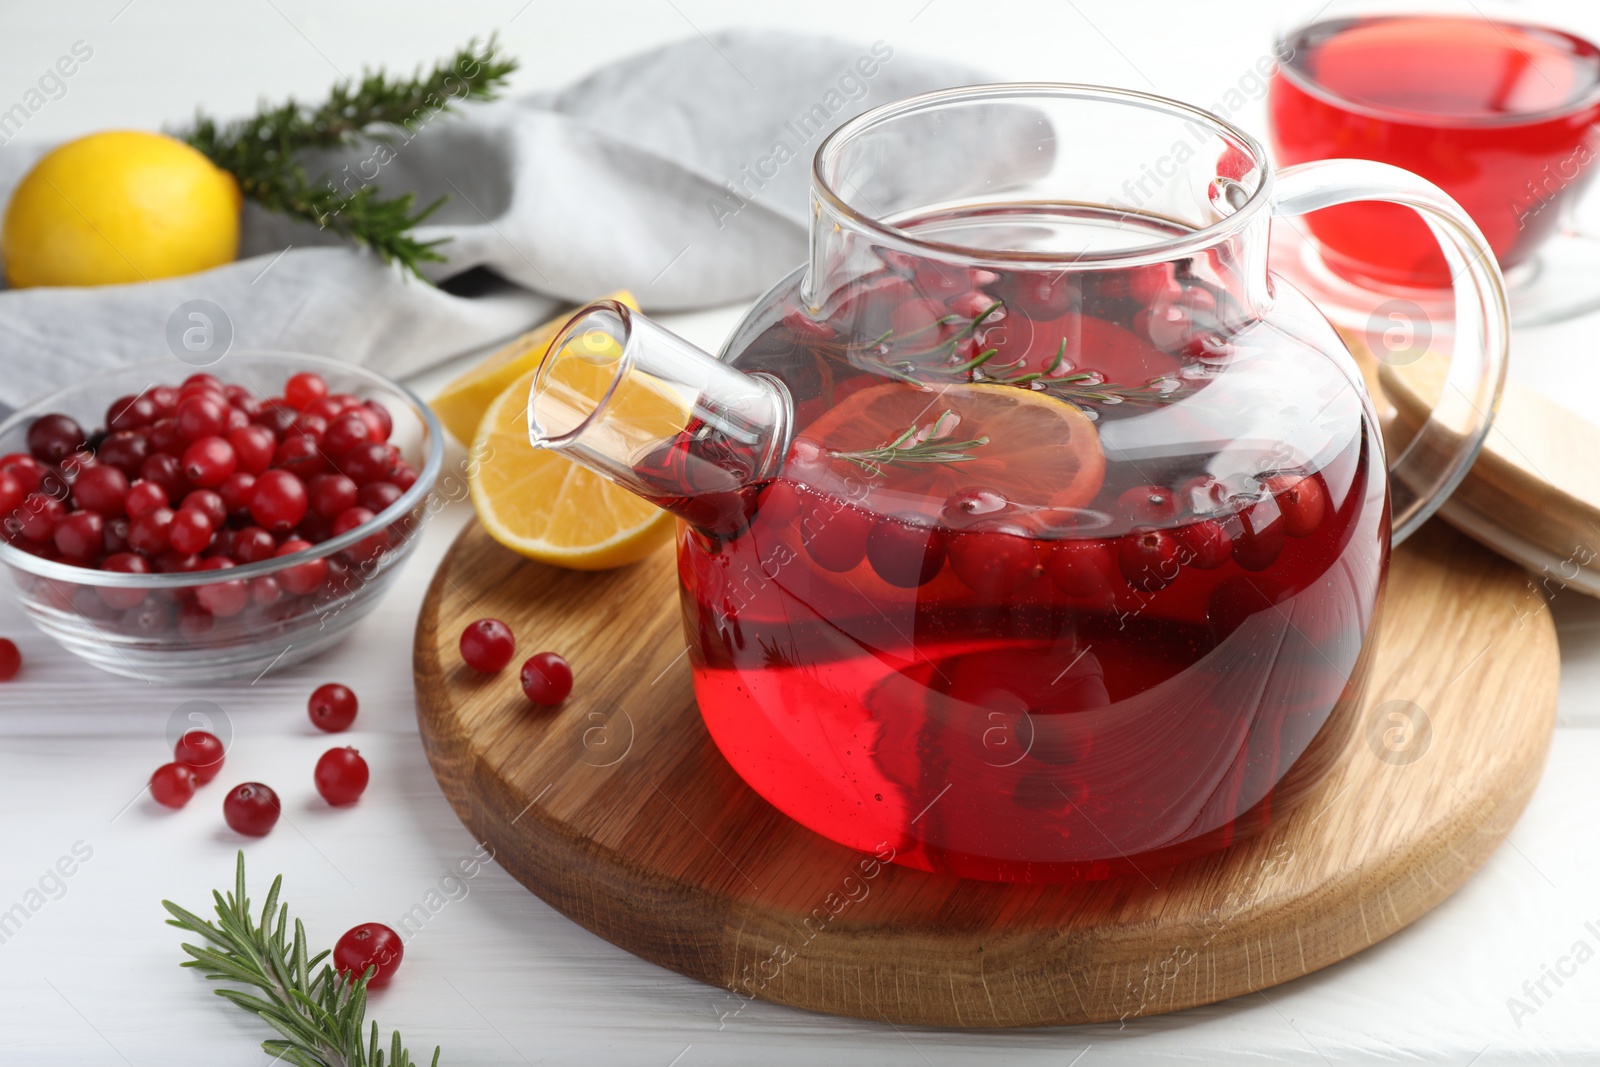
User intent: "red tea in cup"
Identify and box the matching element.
[1270,14,1600,288]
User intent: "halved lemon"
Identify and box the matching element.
[433,289,638,444]
[468,360,676,570]
[800,380,1106,511]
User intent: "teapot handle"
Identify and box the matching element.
[1272,160,1510,545]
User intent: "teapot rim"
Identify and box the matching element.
[812,81,1276,271]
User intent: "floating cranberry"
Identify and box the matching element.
[1116,484,1181,526]
[308,682,358,732]
[1177,474,1230,516]
[521,652,573,706]
[174,729,225,784]
[799,496,872,573]
[314,746,369,806]
[222,782,281,836]
[27,413,85,463]
[949,520,1039,594]
[334,923,403,988]
[0,638,20,681]
[1000,272,1078,319]
[460,618,516,673]
[1232,497,1286,572]
[889,297,955,344]
[1095,262,1175,303]
[940,486,1010,528]
[1267,474,1327,538]
[1135,283,1219,355]
[1176,519,1231,569]
[865,514,946,588]
[71,464,129,517]
[1044,537,1121,598]
[150,763,196,808]
[948,290,1004,321]
[1119,529,1182,591]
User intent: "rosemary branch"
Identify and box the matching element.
[858,305,1188,409]
[164,853,439,1067]
[830,408,989,471]
[183,36,517,279]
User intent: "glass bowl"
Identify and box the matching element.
[0,352,445,682]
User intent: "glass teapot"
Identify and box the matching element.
[528,85,1508,882]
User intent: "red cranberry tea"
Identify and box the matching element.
[1270,14,1600,287]
[622,208,1389,881]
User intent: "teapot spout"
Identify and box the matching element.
[528,299,793,530]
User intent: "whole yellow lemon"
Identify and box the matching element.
[3,130,241,288]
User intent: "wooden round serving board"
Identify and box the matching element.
[414,519,1557,1028]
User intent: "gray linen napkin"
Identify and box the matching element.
[0,31,983,413]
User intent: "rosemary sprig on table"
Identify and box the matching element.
[831,408,989,471]
[183,36,517,279]
[164,853,439,1067]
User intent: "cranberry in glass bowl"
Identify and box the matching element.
[0,353,444,682]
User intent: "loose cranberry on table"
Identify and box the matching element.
[520,652,573,706]
[0,638,20,681]
[222,782,281,836]
[459,618,516,673]
[173,729,226,784]
[308,682,358,732]
[150,763,196,808]
[333,923,403,988]
[314,746,369,806]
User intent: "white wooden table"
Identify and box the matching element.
[3,2,1600,1063]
